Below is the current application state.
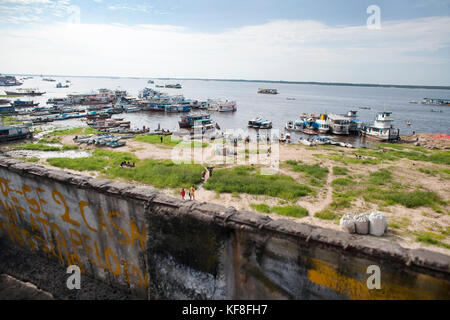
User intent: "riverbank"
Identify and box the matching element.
[1,129,449,255]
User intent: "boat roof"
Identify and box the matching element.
[377,111,392,114]
[0,125,27,130]
[327,114,349,120]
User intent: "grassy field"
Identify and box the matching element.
[204,166,313,200]
[18,143,61,151]
[47,149,204,188]
[44,127,98,137]
[134,134,209,148]
[1,116,22,125]
[284,160,329,187]
[250,203,309,218]
[327,167,446,210]
[321,145,450,166]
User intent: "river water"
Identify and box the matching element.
[6,76,450,147]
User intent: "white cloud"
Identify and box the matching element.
[108,4,151,13]
[0,17,448,84]
[0,0,51,4]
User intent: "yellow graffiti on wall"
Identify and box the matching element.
[307,258,446,300]
[0,176,148,289]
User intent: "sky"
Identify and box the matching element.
[0,0,449,85]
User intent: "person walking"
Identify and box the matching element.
[160,136,163,143]
[180,188,186,200]
[189,186,195,200]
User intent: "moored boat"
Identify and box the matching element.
[11,100,39,108]
[285,120,303,132]
[0,125,33,142]
[5,88,45,96]
[420,98,450,106]
[179,113,212,129]
[248,117,272,129]
[361,112,400,141]
[257,88,278,94]
[325,114,350,135]
[165,83,182,89]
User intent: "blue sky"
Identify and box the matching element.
[0,0,449,85]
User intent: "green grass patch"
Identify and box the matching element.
[43,127,99,138]
[388,217,411,229]
[364,188,443,208]
[332,166,348,176]
[47,149,204,188]
[354,147,450,165]
[368,168,392,185]
[415,231,449,249]
[331,178,355,187]
[330,197,352,210]
[48,127,86,136]
[107,159,203,188]
[285,160,329,181]
[47,156,109,172]
[204,166,313,200]
[39,137,61,144]
[271,205,308,218]
[134,134,180,146]
[61,145,79,151]
[314,209,336,220]
[19,157,39,163]
[19,143,61,151]
[250,203,271,213]
[1,116,22,125]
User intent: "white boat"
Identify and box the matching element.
[285,120,303,131]
[361,112,400,141]
[257,88,278,94]
[125,106,141,113]
[207,100,237,112]
[315,118,330,134]
[325,114,350,135]
[248,117,272,129]
[299,138,315,146]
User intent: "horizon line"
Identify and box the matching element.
[6,73,450,90]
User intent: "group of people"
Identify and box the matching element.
[179,168,214,200]
[120,161,135,168]
[180,186,195,200]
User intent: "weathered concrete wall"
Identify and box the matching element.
[0,157,449,299]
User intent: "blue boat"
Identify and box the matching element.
[0,105,16,115]
[165,104,191,113]
[0,125,32,142]
[248,117,272,129]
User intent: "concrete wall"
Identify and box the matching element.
[0,157,449,299]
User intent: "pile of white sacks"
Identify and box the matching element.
[340,211,387,236]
